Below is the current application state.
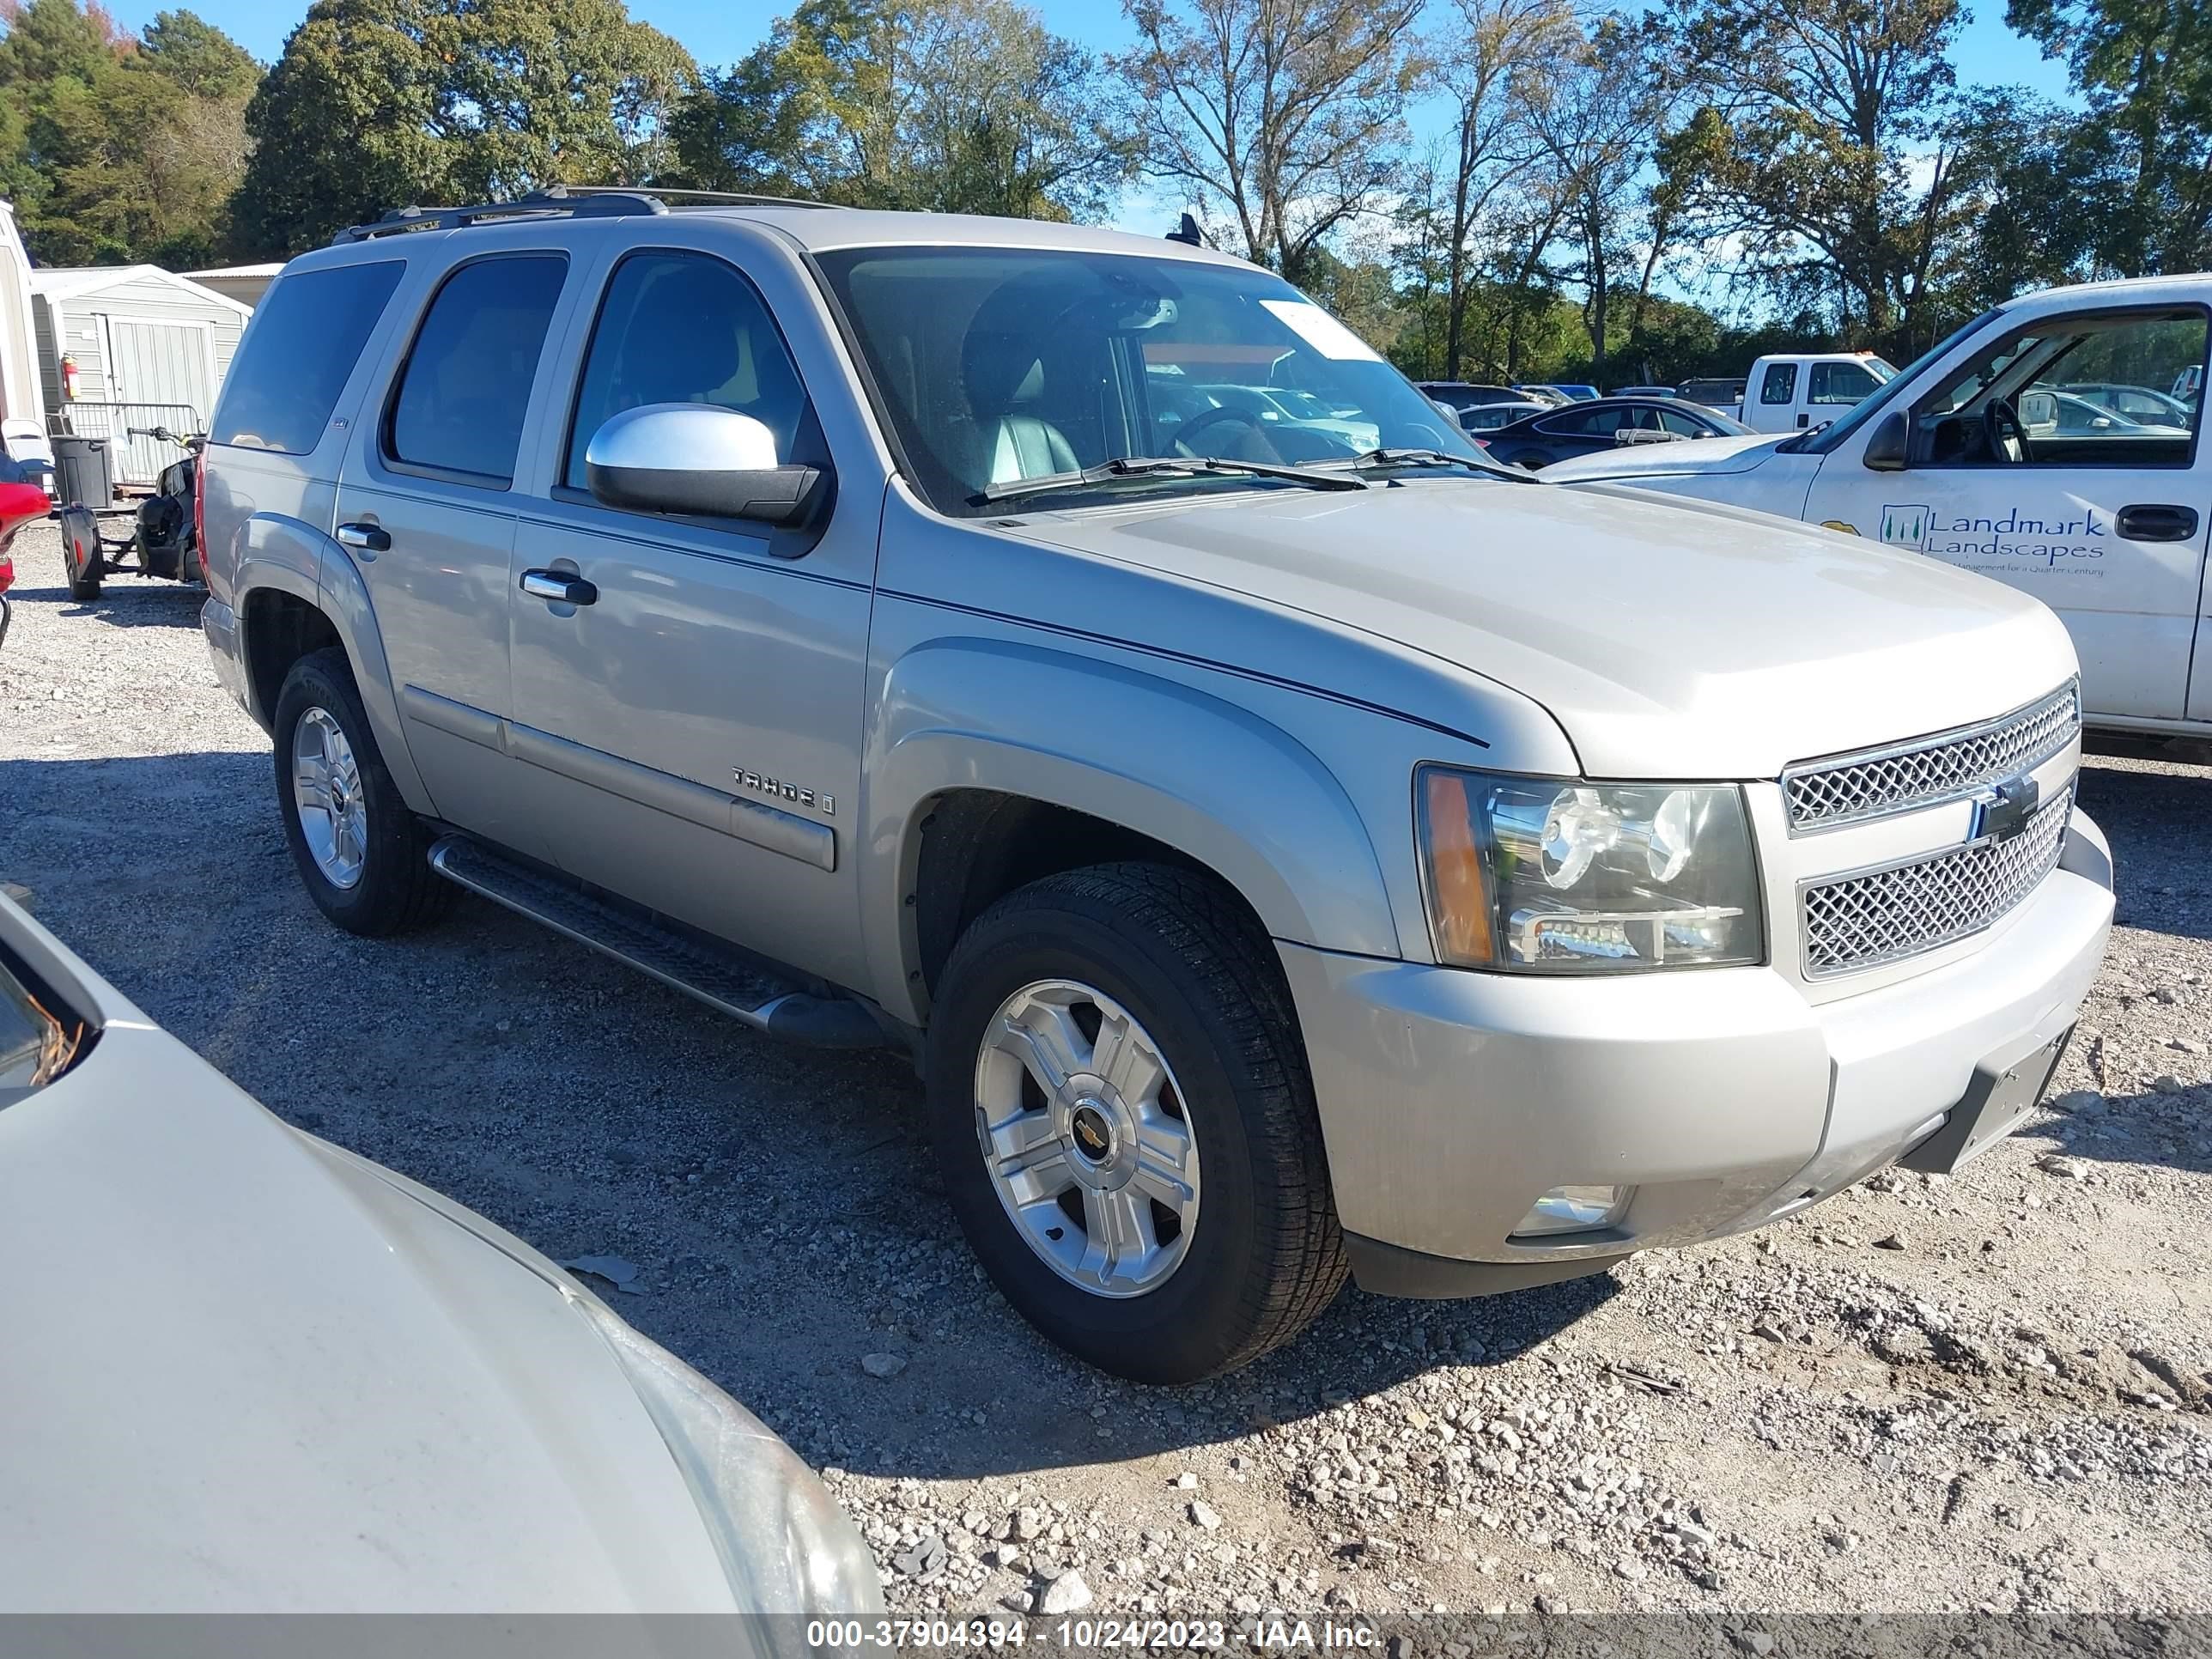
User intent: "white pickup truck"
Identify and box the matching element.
[1739,352,1896,433]
[1547,276,2212,736]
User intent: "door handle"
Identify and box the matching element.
[336,521,389,554]
[2115,503,2200,543]
[520,568,598,606]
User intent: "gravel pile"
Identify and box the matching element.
[3,530,2206,1616]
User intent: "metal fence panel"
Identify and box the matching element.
[48,402,202,489]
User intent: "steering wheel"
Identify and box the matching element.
[1984,398,2030,464]
[1171,405,1267,457]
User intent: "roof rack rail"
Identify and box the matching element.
[333,187,665,245]
[331,184,833,245]
[553,184,835,210]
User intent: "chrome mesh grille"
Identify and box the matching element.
[1784,684,2079,832]
[1801,787,2073,977]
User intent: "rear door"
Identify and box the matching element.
[331,249,574,859]
[1803,305,2211,721]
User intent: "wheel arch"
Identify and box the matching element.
[862,638,1401,1024]
[234,526,433,812]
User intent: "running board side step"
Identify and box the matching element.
[427,836,886,1048]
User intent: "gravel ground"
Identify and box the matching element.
[2,524,2208,1620]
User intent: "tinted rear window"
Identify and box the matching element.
[210,261,404,455]
[387,255,567,485]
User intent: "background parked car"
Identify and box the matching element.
[1509,384,1570,405]
[2062,380,2196,428]
[1677,377,1747,415]
[0,891,883,1613]
[2020,386,2190,439]
[1474,395,1752,468]
[1416,380,1531,415]
[1455,398,1553,432]
[1740,351,1896,432]
[1193,381,1380,450]
[1547,383,1600,400]
[1608,383,1675,398]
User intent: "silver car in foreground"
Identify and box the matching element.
[0,893,881,1613]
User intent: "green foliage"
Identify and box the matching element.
[229,0,695,257]
[670,0,1131,220]
[2005,0,2212,273]
[0,0,256,265]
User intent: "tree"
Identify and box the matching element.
[1425,0,1573,376]
[229,0,694,257]
[1652,0,1971,344]
[2005,0,2212,273]
[1110,0,1424,285]
[1528,18,1665,380]
[670,0,1130,219]
[0,0,259,265]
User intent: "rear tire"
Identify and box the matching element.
[64,534,100,601]
[926,862,1346,1383]
[272,646,452,937]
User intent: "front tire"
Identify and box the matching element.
[926,862,1346,1382]
[272,647,451,937]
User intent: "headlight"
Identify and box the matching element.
[1416,767,1764,971]
[572,1294,884,1622]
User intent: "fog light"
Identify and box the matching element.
[1512,1184,1631,1237]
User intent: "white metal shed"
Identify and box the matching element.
[31,264,252,485]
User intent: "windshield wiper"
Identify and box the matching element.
[1330,446,1538,482]
[974,454,1367,507]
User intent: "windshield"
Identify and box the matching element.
[1794,312,2002,455]
[813,246,1478,514]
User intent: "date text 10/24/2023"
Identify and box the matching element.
[805,1620,1382,1650]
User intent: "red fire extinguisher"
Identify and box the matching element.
[60,354,78,402]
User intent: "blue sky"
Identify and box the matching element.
[125,0,2078,238]
[130,0,2079,106]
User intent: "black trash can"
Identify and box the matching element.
[52,435,112,510]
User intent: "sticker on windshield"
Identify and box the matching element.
[1261,300,1383,362]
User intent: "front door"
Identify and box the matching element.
[332,252,572,859]
[1805,306,2210,722]
[505,246,877,993]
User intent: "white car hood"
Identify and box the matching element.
[1539,431,1790,482]
[0,1011,743,1612]
[1017,476,2077,778]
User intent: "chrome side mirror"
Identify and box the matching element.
[1861,411,1910,471]
[586,404,827,526]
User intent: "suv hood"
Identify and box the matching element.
[1015,476,2075,778]
[1539,431,1788,483]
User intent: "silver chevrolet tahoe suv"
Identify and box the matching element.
[200,190,2115,1383]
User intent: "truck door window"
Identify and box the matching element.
[1914,310,2206,468]
[564,251,817,489]
[1758,364,1797,404]
[1809,362,1879,404]
[386,254,567,486]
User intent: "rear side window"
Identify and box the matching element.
[1758,364,1798,404]
[386,255,568,486]
[210,261,403,455]
[1539,407,1625,436]
[564,251,814,487]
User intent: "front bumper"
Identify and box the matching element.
[1284,810,2114,1295]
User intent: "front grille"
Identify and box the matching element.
[1801,787,2073,977]
[1783,683,2079,832]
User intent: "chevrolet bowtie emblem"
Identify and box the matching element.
[1970,774,2040,844]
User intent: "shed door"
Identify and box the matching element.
[101,315,215,484]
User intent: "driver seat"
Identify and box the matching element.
[961,334,1078,486]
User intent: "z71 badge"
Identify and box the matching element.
[733,769,834,816]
